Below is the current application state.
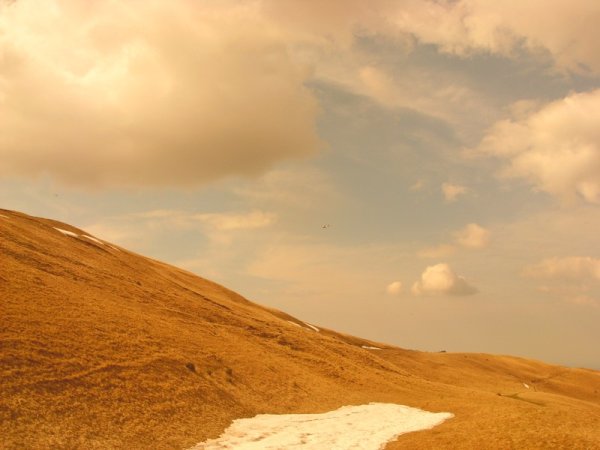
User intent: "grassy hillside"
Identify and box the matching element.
[1,209,599,449]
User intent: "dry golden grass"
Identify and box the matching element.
[1,209,599,449]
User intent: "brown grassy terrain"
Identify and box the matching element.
[1,209,599,449]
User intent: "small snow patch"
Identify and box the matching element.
[287,320,319,332]
[303,322,319,332]
[190,403,453,450]
[0,214,9,219]
[82,235,104,245]
[53,227,79,238]
[523,383,530,389]
[362,345,382,350]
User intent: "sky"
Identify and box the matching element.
[1,0,599,369]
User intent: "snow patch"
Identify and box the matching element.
[82,235,104,245]
[287,320,319,332]
[190,403,453,450]
[0,214,9,219]
[303,322,319,332]
[523,383,530,389]
[362,345,382,350]
[53,227,79,238]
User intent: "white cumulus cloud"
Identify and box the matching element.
[412,263,477,296]
[478,90,600,204]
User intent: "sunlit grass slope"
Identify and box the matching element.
[1,209,599,449]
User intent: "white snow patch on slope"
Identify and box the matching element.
[362,345,382,350]
[287,320,319,332]
[523,383,530,389]
[52,227,120,251]
[190,403,453,450]
[82,235,104,245]
[303,322,319,332]
[0,214,9,219]
[53,227,78,238]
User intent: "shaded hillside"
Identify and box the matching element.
[1,209,599,449]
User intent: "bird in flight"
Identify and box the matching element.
[322,224,330,229]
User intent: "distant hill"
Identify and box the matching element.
[1,209,599,449]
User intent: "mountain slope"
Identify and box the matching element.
[1,209,599,449]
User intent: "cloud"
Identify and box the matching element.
[417,223,489,258]
[266,0,600,74]
[386,281,403,295]
[0,0,320,187]
[196,211,277,232]
[441,183,468,202]
[86,209,276,248]
[391,0,600,74]
[523,257,600,307]
[358,66,403,109]
[188,210,277,246]
[3,0,597,190]
[412,263,477,296]
[478,90,600,204]
[454,223,490,249]
[523,257,600,281]
[260,0,406,49]
[130,209,277,232]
